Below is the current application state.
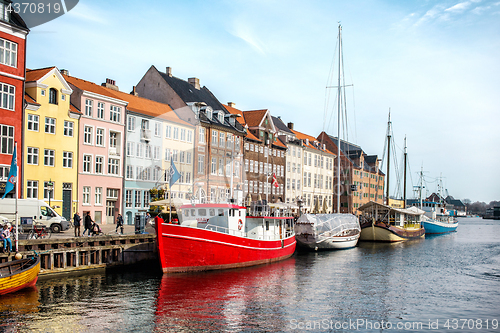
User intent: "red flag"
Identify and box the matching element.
[272,173,279,188]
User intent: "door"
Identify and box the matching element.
[62,189,72,221]
[106,200,116,224]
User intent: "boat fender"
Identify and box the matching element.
[238,219,243,230]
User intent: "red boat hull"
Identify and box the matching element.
[157,222,296,273]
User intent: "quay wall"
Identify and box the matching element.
[0,234,158,276]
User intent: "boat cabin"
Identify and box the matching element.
[359,201,423,227]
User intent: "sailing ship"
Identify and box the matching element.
[155,200,296,273]
[358,114,425,242]
[294,24,360,250]
[0,256,40,295]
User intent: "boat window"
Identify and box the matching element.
[191,209,196,216]
[218,209,224,216]
[239,210,242,217]
[209,209,215,216]
[198,209,207,216]
[183,210,188,217]
[265,221,269,231]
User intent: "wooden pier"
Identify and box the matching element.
[0,234,157,276]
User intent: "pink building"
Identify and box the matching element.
[65,74,127,224]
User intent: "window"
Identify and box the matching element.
[62,151,73,168]
[95,187,102,205]
[45,117,56,134]
[165,125,171,138]
[212,130,218,146]
[85,99,93,117]
[63,121,73,136]
[49,88,58,104]
[109,105,121,122]
[173,127,179,140]
[83,186,90,204]
[97,102,104,119]
[0,37,17,67]
[198,155,204,173]
[154,122,161,137]
[96,128,104,146]
[27,147,38,165]
[83,126,92,144]
[145,145,152,159]
[127,116,136,131]
[199,127,205,144]
[44,149,55,166]
[211,157,217,175]
[143,191,150,207]
[219,132,225,148]
[0,124,13,154]
[126,142,134,156]
[83,155,92,173]
[154,146,160,160]
[125,190,132,208]
[186,152,192,164]
[180,128,186,141]
[108,158,119,175]
[43,181,54,201]
[135,191,142,208]
[218,158,223,176]
[218,111,224,123]
[126,165,133,179]
[26,180,38,199]
[179,151,185,163]
[27,114,39,131]
[136,143,143,158]
[172,149,178,162]
[187,130,193,143]
[109,132,117,149]
[95,156,103,174]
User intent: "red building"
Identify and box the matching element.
[0,9,28,198]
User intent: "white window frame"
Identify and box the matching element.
[27,147,38,165]
[83,125,93,145]
[0,83,14,111]
[83,154,92,173]
[63,120,74,137]
[108,158,120,175]
[82,186,90,205]
[85,99,93,117]
[0,37,18,67]
[27,114,39,131]
[97,102,105,119]
[62,151,73,168]
[26,180,38,199]
[45,117,56,134]
[96,128,105,147]
[44,149,55,167]
[95,155,104,174]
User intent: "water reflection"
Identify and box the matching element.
[155,258,296,332]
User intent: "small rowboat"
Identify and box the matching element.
[0,256,40,295]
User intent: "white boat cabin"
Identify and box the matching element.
[178,202,295,241]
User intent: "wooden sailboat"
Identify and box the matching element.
[0,256,40,295]
[358,113,425,242]
[294,24,360,250]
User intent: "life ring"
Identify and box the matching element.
[238,219,243,230]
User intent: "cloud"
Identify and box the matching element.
[445,2,472,13]
[66,3,106,24]
[228,21,266,55]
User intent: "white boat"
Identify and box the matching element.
[295,213,360,250]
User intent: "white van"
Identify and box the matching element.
[0,199,70,233]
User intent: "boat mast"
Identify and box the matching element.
[385,112,391,206]
[403,136,407,209]
[336,23,342,213]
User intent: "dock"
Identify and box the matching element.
[0,225,158,276]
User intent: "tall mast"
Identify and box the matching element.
[386,112,391,206]
[336,23,342,213]
[403,136,407,209]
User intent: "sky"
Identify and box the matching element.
[25,0,500,203]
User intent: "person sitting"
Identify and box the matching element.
[91,222,102,236]
[2,223,12,254]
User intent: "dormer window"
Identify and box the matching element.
[0,2,11,22]
[205,106,212,120]
[49,88,58,104]
[218,111,224,123]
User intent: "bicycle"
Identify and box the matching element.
[27,224,52,240]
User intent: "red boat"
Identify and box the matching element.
[155,202,296,273]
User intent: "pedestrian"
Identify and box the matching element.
[73,212,81,237]
[2,223,12,254]
[83,212,93,236]
[115,213,124,234]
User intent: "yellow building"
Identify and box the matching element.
[24,67,80,221]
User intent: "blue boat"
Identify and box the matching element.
[409,200,458,234]
[421,217,458,234]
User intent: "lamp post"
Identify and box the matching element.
[297,196,303,217]
[47,180,54,207]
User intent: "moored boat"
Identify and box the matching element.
[420,216,458,234]
[0,256,40,295]
[295,213,360,250]
[358,201,425,242]
[155,201,296,273]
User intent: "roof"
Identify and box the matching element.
[291,129,335,155]
[242,109,267,128]
[222,104,245,125]
[328,135,363,155]
[24,92,39,105]
[246,131,261,142]
[272,116,294,135]
[64,74,129,101]
[26,67,55,82]
[358,201,424,216]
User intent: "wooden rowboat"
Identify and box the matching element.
[0,256,40,295]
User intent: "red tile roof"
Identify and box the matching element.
[26,67,55,82]
[243,109,267,127]
[291,129,335,156]
[70,103,82,114]
[223,104,245,125]
[64,74,127,101]
[24,92,39,105]
[246,131,261,142]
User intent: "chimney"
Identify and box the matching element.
[130,86,138,96]
[188,77,200,90]
[287,122,294,130]
[227,102,235,108]
[60,69,69,76]
[166,67,172,77]
[102,78,119,91]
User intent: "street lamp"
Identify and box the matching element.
[47,180,54,207]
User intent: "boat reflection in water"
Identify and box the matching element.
[155,258,296,332]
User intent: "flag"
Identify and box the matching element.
[168,157,180,188]
[272,173,279,188]
[2,145,17,199]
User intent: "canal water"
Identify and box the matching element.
[0,217,499,332]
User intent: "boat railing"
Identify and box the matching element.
[204,224,247,237]
[319,224,359,237]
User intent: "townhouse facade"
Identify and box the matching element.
[0,9,28,198]
[65,75,127,225]
[136,66,246,204]
[24,67,79,223]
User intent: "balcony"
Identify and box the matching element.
[141,129,151,142]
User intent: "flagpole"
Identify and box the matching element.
[15,141,18,253]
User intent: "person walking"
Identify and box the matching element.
[83,212,93,236]
[73,212,81,237]
[115,213,124,234]
[2,223,12,254]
